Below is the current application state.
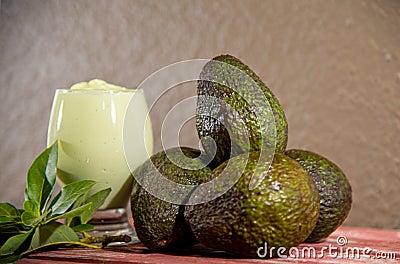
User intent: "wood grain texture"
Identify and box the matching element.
[19,226,400,263]
[1,0,400,229]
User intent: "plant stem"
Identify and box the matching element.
[80,234,131,247]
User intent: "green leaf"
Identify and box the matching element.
[47,191,61,210]
[25,143,58,216]
[63,193,86,225]
[71,224,94,232]
[20,212,38,227]
[0,203,21,224]
[21,200,45,227]
[21,241,101,258]
[0,222,30,245]
[46,203,92,224]
[29,221,79,250]
[21,212,48,228]
[80,188,111,224]
[70,192,87,210]
[45,142,58,190]
[0,230,33,256]
[0,254,20,263]
[0,216,16,224]
[0,222,27,234]
[22,200,36,216]
[0,203,19,218]
[51,180,96,216]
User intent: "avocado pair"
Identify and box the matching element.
[131,55,352,257]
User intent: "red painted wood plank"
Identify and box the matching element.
[18,226,400,263]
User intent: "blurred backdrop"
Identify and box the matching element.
[0,0,399,229]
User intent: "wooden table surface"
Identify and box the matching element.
[19,226,400,263]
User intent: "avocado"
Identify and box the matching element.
[185,151,319,257]
[196,54,288,167]
[285,149,352,242]
[131,147,212,251]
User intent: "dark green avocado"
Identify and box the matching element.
[196,54,288,168]
[285,149,352,242]
[185,151,319,257]
[130,147,212,251]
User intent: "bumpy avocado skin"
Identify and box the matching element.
[196,55,288,167]
[185,152,319,257]
[131,147,212,251]
[285,149,352,242]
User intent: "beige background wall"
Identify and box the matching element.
[1,0,399,229]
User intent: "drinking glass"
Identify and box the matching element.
[47,80,153,239]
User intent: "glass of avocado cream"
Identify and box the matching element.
[47,79,153,239]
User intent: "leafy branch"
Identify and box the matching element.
[0,142,131,263]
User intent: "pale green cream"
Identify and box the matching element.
[48,80,153,209]
[71,79,130,91]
